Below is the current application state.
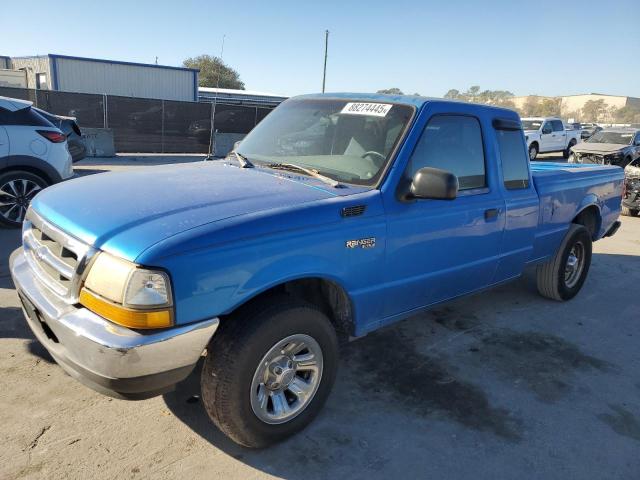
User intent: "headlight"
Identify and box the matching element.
[80,252,173,329]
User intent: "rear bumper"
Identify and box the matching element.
[10,248,219,399]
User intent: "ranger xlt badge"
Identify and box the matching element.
[346,237,376,249]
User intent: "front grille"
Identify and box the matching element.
[22,210,96,302]
[577,154,604,164]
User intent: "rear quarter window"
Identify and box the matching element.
[0,107,54,127]
[495,127,530,189]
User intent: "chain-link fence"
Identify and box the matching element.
[0,86,275,154]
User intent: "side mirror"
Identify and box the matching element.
[409,167,458,200]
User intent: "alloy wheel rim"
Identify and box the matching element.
[0,179,41,223]
[564,241,585,288]
[250,333,323,424]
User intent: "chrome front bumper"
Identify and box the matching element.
[10,247,219,399]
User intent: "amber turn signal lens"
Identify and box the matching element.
[79,288,173,329]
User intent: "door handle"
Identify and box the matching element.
[485,208,500,220]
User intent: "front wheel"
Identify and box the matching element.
[536,224,592,301]
[529,143,538,161]
[201,296,339,448]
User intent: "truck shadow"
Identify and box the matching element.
[163,251,639,477]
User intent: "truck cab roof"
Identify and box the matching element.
[293,92,520,117]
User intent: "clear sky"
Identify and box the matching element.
[3,0,638,98]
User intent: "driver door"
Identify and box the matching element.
[381,110,505,319]
[539,121,554,152]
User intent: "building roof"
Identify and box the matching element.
[10,53,199,72]
[199,87,288,99]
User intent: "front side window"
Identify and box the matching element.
[238,98,414,186]
[495,128,530,190]
[541,122,552,134]
[408,115,486,190]
[551,120,564,132]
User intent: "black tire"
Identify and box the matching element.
[529,142,538,161]
[201,295,339,448]
[536,224,592,301]
[563,140,576,159]
[0,170,49,228]
[621,205,639,217]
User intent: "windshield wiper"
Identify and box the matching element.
[266,163,343,188]
[227,150,254,168]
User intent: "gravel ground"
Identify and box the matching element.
[1,155,639,480]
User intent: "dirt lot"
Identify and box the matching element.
[1,156,639,480]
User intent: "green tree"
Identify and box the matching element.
[377,88,404,95]
[442,86,515,107]
[444,89,461,99]
[522,97,541,117]
[613,105,640,124]
[183,55,245,90]
[581,99,608,122]
[538,98,562,116]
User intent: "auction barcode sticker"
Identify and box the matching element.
[340,102,392,117]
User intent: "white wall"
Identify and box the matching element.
[54,57,196,101]
[0,69,27,88]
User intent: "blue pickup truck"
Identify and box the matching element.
[10,93,623,448]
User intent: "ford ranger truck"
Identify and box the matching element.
[10,94,623,448]
[522,117,582,160]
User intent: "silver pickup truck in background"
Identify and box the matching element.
[522,117,582,160]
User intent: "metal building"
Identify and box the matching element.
[199,87,287,107]
[3,54,198,102]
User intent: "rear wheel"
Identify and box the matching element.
[536,224,592,301]
[563,139,576,159]
[621,205,639,217]
[529,143,538,161]
[201,296,339,448]
[0,170,48,228]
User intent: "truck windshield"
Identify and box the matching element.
[586,131,633,145]
[237,98,414,186]
[521,120,542,130]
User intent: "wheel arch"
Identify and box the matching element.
[572,203,601,240]
[0,155,63,184]
[221,275,355,339]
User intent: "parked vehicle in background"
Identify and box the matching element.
[522,117,581,160]
[622,158,640,216]
[568,128,640,168]
[34,108,86,162]
[580,123,602,140]
[10,94,624,448]
[0,96,73,227]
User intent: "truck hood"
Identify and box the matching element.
[571,143,626,154]
[30,162,350,261]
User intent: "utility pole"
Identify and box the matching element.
[322,30,329,93]
[205,34,226,161]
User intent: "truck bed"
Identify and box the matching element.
[530,161,624,261]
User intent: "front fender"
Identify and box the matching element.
[230,254,349,311]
